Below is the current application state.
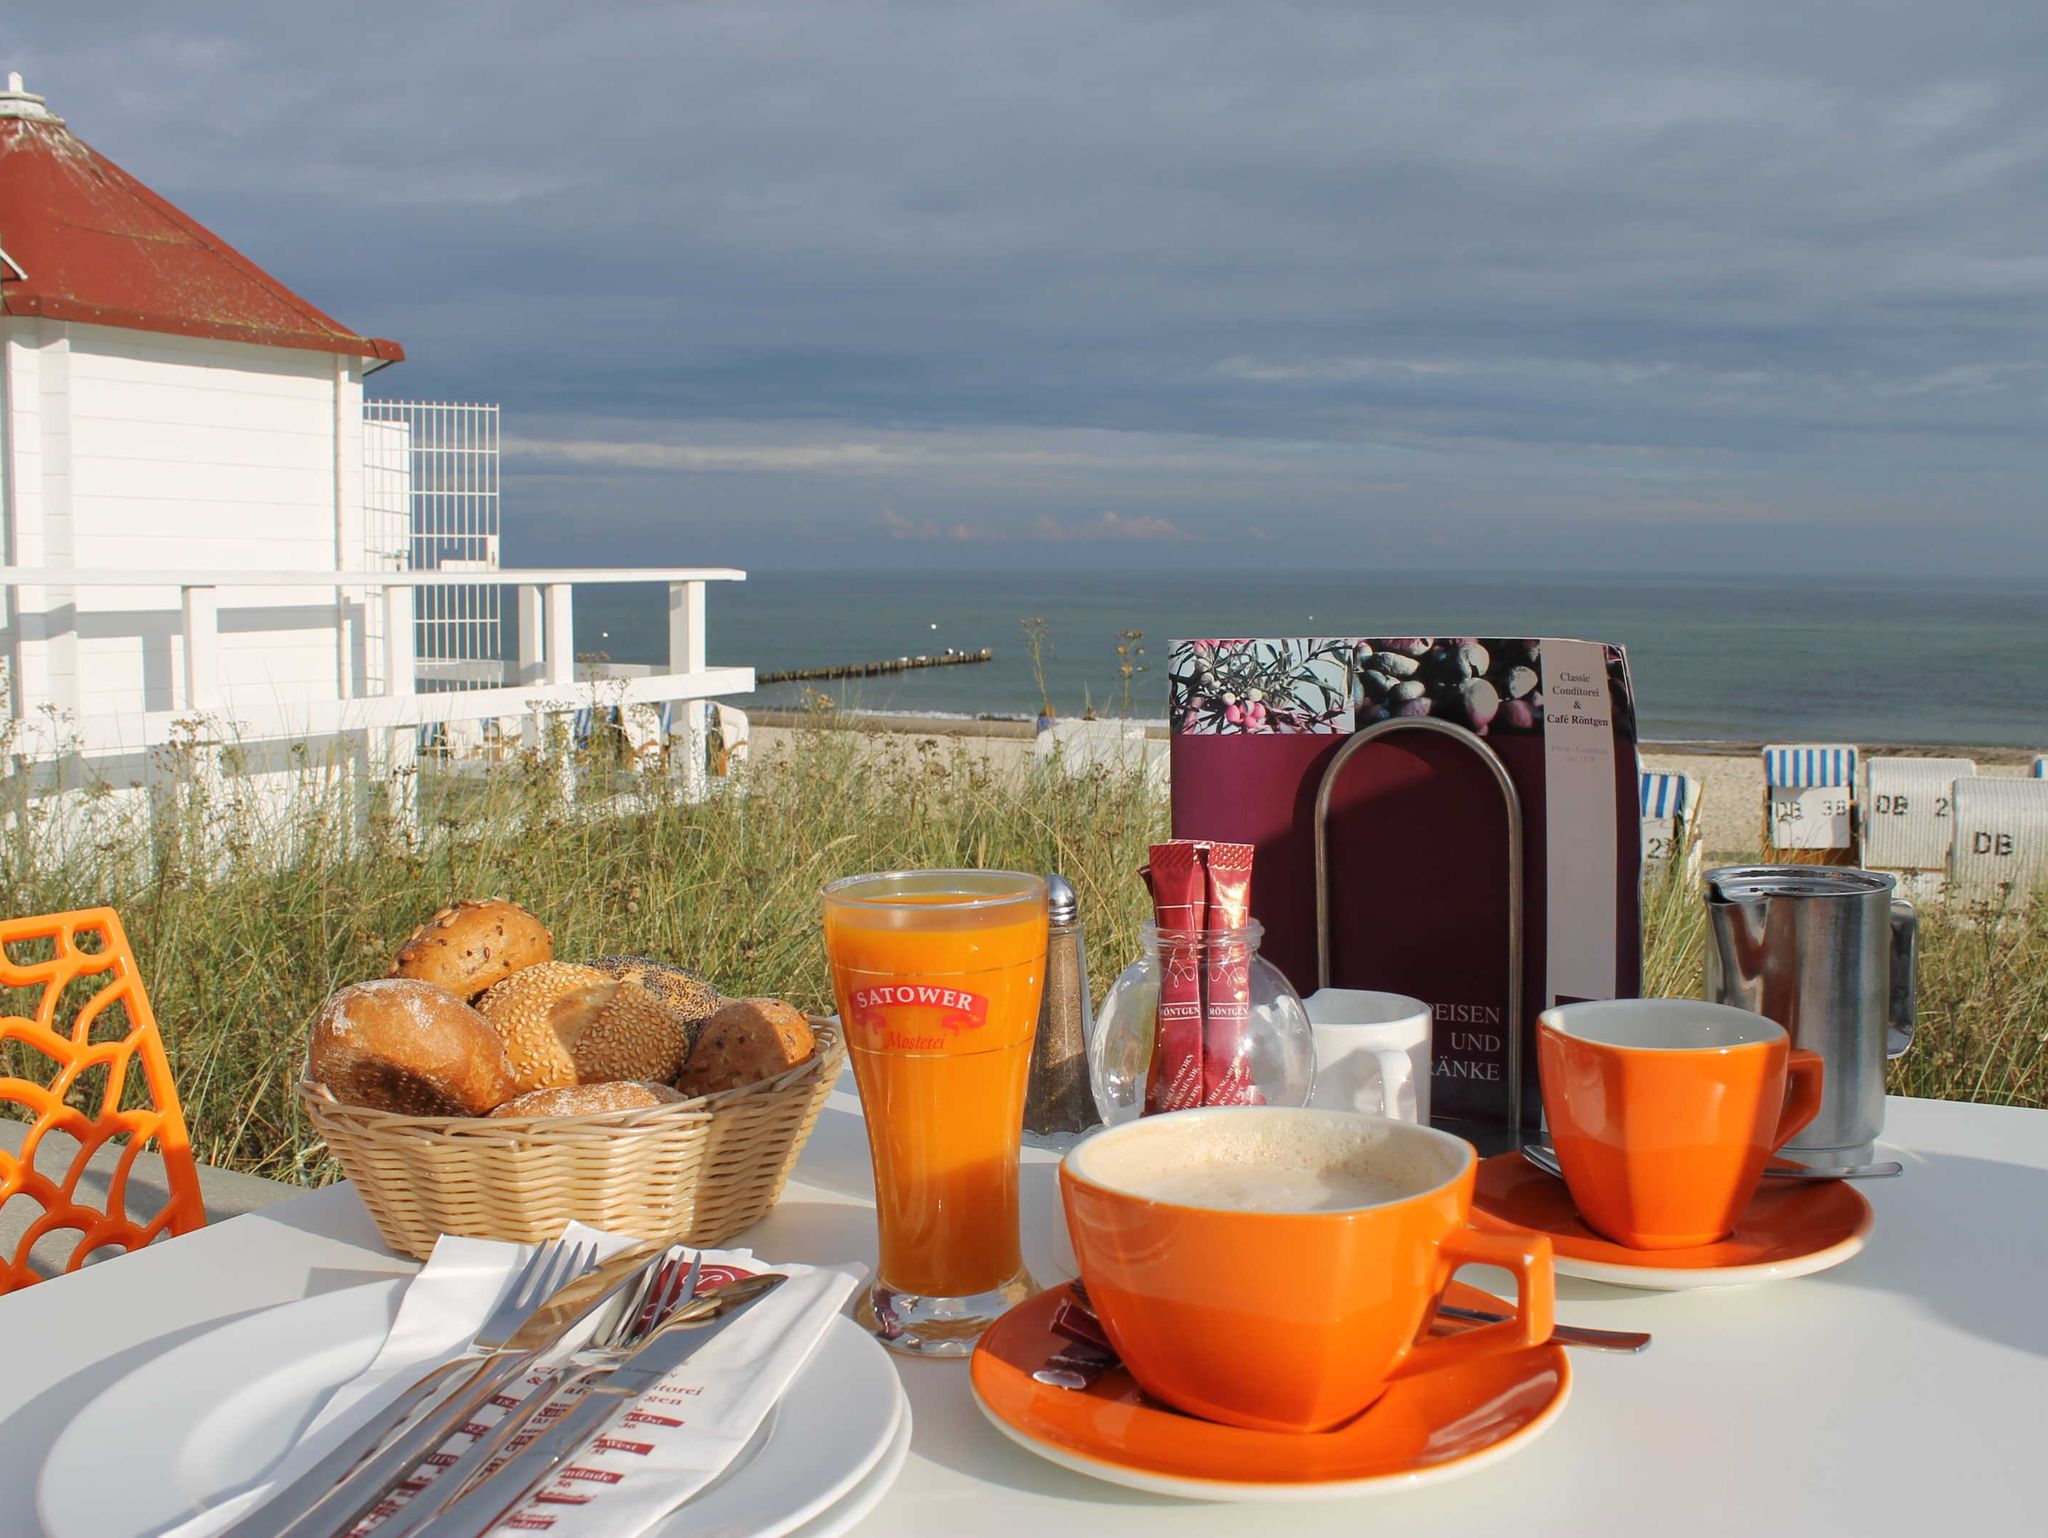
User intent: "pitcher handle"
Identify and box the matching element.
[1887,898,1918,1059]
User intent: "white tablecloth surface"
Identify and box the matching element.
[3,1089,2043,1536]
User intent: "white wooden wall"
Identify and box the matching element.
[2,318,368,735]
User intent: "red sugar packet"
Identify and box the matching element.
[1141,841,1207,1114]
[1197,840,1260,1106]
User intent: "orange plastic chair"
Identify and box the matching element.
[0,907,206,1292]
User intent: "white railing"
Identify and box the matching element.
[0,567,750,759]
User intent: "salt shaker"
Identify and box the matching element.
[1023,873,1098,1146]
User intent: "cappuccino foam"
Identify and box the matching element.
[1073,1113,1455,1214]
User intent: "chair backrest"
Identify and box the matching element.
[1948,779,2048,906]
[1639,769,1696,821]
[1861,757,1976,874]
[0,908,205,1293]
[1763,743,1859,788]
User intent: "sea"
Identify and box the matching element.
[572,570,2047,748]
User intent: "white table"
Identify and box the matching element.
[4,1090,2044,1536]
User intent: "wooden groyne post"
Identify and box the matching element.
[756,647,994,685]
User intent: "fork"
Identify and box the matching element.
[370,1252,702,1538]
[225,1237,598,1538]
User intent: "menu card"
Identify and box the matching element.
[1167,636,1642,1130]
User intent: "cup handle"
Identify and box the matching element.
[1393,1226,1554,1382]
[1371,1048,1415,1120]
[1772,1047,1826,1150]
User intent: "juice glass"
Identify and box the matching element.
[823,869,1048,1356]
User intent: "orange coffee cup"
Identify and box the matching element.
[1537,999,1825,1250]
[1059,1107,1553,1434]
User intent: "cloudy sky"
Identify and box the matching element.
[7,2,2045,573]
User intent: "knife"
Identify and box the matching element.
[236,1241,666,1538]
[415,1273,789,1538]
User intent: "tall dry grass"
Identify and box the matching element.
[3,720,2041,1184]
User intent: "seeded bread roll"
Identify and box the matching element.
[309,978,516,1116]
[489,1081,686,1118]
[677,998,816,1097]
[588,956,724,1053]
[389,899,552,1000]
[476,961,692,1093]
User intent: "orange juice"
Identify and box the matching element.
[824,871,1048,1355]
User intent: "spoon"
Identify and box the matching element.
[1434,1303,1649,1354]
[1520,1143,1902,1183]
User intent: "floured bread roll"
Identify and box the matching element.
[677,998,816,1096]
[476,961,691,1093]
[489,1081,686,1118]
[389,899,552,1000]
[309,978,516,1116]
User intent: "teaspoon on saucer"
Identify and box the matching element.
[1520,1143,1901,1184]
[1434,1304,1649,1354]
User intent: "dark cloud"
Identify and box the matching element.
[5,1,2044,571]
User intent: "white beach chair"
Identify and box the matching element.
[1034,718,1167,794]
[1948,778,2048,909]
[620,702,668,768]
[1762,743,1858,857]
[1639,768,1703,883]
[663,700,750,794]
[1862,757,1976,900]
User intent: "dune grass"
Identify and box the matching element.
[2,720,2041,1183]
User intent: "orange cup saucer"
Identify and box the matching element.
[969,1282,1569,1501]
[1471,1151,1873,1290]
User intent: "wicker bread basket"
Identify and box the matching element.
[297,1020,843,1261]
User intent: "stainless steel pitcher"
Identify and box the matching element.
[1703,866,1917,1164]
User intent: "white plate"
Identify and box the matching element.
[780,1404,912,1538]
[38,1279,905,1538]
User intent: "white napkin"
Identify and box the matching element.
[161,1226,861,1538]
[157,1225,647,1538]
[364,1248,862,1536]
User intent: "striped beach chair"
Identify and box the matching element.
[1862,757,1975,900]
[1763,743,1858,860]
[1639,768,1703,882]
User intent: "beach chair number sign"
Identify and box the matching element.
[1769,786,1853,851]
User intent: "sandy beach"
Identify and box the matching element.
[753,711,2039,860]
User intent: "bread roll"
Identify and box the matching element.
[476,961,692,1093]
[589,956,724,1051]
[309,978,516,1116]
[489,1081,685,1118]
[677,998,816,1096]
[389,899,552,999]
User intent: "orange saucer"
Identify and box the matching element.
[1471,1151,1874,1290]
[969,1283,1569,1501]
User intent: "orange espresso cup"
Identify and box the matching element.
[1060,1108,1553,1434]
[1537,999,1825,1250]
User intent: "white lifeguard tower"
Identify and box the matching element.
[0,74,751,845]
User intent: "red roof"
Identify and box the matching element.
[0,93,403,362]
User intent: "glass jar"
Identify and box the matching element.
[1089,921,1315,1124]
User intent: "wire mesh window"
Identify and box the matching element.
[362,401,503,691]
